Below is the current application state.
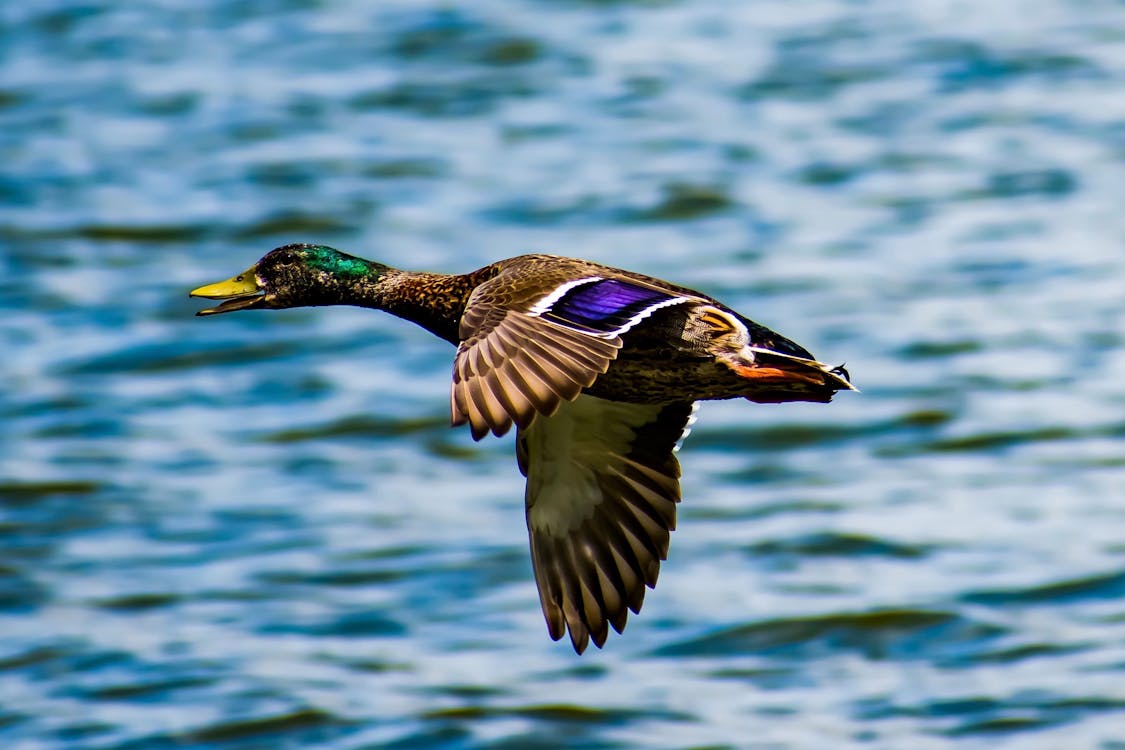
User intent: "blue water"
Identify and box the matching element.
[4,1,1125,748]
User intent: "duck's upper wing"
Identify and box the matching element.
[452,259,698,439]
[518,395,696,653]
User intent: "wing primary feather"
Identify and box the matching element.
[586,536,627,616]
[517,335,605,387]
[554,541,592,654]
[567,543,610,648]
[596,519,647,613]
[603,496,664,567]
[488,366,536,430]
[604,474,672,558]
[595,502,662,591]
[515,324,617,376]
[505,362,560,419]
[450,382,468,427]
[476,342,500,378]
[466,376,511,439]
[531,542,566,641]
[612,467,679,532]
[488,327,563,418]
[519,352,583,403]
[464,378,493,438]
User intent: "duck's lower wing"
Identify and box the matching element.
[517,395,696,654]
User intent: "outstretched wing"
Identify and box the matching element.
[452,263,694,439]
[518,395,697,653]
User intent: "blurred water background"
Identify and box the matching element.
[4,1,1125,748]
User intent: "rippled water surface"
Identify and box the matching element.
[4,1,1125,748]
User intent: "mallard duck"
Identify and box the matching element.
[191,243,854,653]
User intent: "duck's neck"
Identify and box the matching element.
[334,262,498,344]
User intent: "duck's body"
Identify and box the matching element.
[192,244,853,653]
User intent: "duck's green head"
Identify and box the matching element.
[190,244,382,316]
